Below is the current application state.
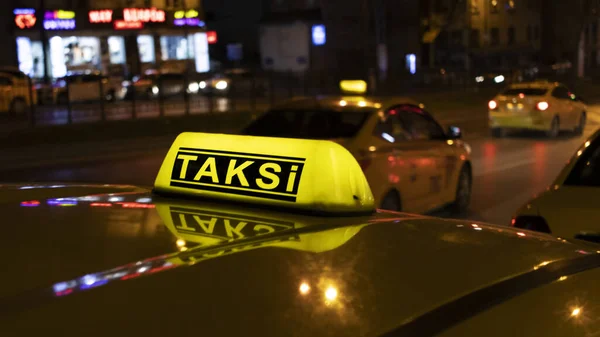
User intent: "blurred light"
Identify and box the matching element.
[152,86,159,94]
[374,103,382,109]
[382,132,395,143]
[312,24,326,46]
[536,101,549,111]
[571,307,581,317]
[136,197,152,203]
[20,200,40,207]
[585,141,591,148]
[207,31,217,44]
[488,100,498,110]
[82,274,97,286]
[188,82,199,93]
[418,103,425,109]
[447,140,454,145]
[19,186,34,190]
[108,197,123,202]
[471,224,479,228]
[577,150,583,157]
[176,239,186,247]
[358,101,367,107]
[494,75,505,83]
[406,54,416,74]
[474,227,483,231]
[179,246,188,252]
[53,282,68,293]
[368,146,376,152]
[299,282,310,295]
[511,218,516,226]
[475,76,484,83]
[517,232,526,237]
[199,81,207,89]
[340,80,367,94]
[137,266,150,273]
[558,276,568,282]
[325,286,338,301]
[215,80,228,90]
[90,203,112,207]
[339,100,347,106]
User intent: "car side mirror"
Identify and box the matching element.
[447,126,462,140]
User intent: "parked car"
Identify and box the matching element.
[0,69,37,115]
[123,72,189,99]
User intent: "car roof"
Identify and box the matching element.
[1,183,598,335]
[270,96,420,111]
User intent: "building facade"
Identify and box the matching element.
[12,0,208,80]
[423,0,542,71]
[259,0,421,83]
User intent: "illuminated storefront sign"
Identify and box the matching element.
[173,9,203,26]
[207,31,217,44]
[114,20,144,30]
[14,8,37,29]
[44,10,76,30]
[312,25,326,46]
[89,9,113,23]
[123,8,165,23]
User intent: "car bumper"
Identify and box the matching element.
[489,112,553,130]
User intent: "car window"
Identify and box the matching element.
[373,111,411,142]
[244,109,372,139]
[0,77,13,86]
[565,138,600,187]
[395,106,446,141]
[551,86,570,99]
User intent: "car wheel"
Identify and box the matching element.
[380,191,402,212]
[105,89,116,102]
[451,165,472,214]
[9,98,27,116]
[546,116,560,138]
[575,111,586,135]
[491,128,506,138]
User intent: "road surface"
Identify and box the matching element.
[2,104,598,227]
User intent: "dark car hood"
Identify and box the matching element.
[0,184,597,336]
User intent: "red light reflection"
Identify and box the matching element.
[91,203,112,207]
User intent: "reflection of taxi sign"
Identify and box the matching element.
[340,80,367,94]
[154,133,375,214]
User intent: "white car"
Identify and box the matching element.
[0,70,37,115]
[56,73,125,104]
[489,81,587,138]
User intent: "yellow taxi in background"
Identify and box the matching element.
[242,84,472,215]
[489,81,587,138]
[4,132,600,336]
[513,128,600,242]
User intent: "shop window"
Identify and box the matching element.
[61,37,101,71]
[193,32,210,73]
[49,36,67,78]
[137,35,156,64]
[507,26,515,45]
[108,36,126,65]
[490,27,500,46]
[16,37,33,77]
[161,36,191,61]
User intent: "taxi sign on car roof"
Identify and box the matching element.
[154,132,375,214]
[339,80,367,94]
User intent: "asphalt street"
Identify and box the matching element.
[2,102,598,227]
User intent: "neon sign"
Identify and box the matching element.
[43,10,76,30]
[123,8,165,23]
[207,31,217,44]
[114,20,144,30]
[174,9,199,19]
[15,13,37,29]
[174,18,203,26]
[89,9,113,23]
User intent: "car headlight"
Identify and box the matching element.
[188,82,199,93]
[215,80,228,90]
[199,81,207,89]
[152,86,159,95]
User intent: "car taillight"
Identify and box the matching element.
[536,101,549,111]
[488,100,498,110]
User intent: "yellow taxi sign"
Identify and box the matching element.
[154,133,375,214]
[340,80,367,94]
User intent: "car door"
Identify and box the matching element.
[551,86,575,128]
[0,76,13,112]
[394,105,458,212]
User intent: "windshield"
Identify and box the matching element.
[243,110,372,139]
[502,88,548,96]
